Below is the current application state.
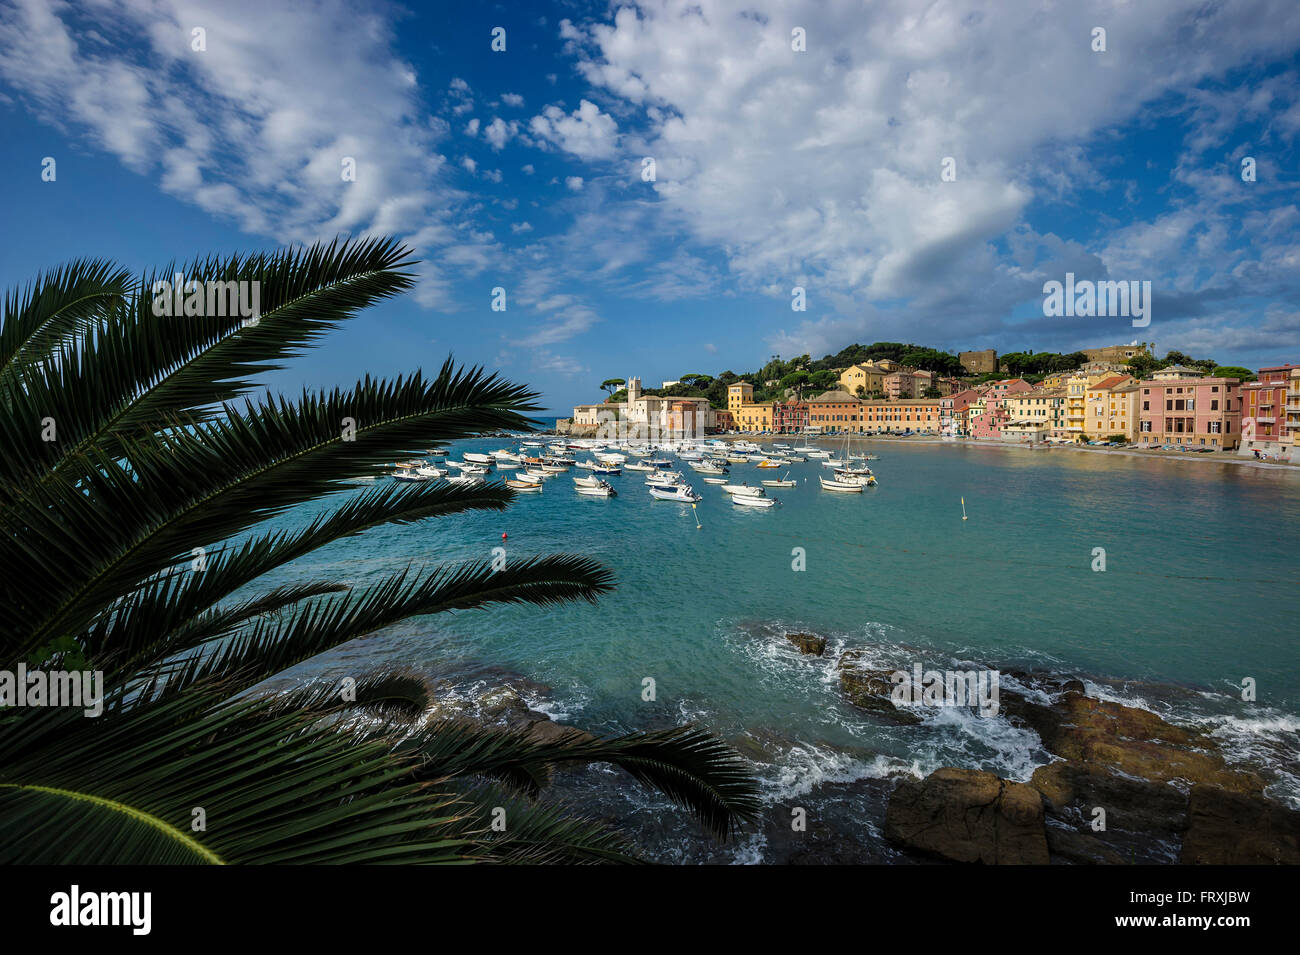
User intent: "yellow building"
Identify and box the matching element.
[1002,388,1066,440]
[736,402,773,431]
[727,382,754,416]
[1065,372,1113,440]
[838,363,886,397]
[1083,375,1139,440]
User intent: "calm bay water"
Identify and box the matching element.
[255,440,1300,861]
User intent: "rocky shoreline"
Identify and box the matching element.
[828,646,1300,864]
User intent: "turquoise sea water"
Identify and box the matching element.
[254,439,1300,861]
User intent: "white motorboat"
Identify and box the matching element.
[649,484,701,502]
[464,452,494,465]
[624,461,655,472]
[521,440,545,448]
[415,465,446,479]
[761,472,796,487]
[391,467,426,482]
[597,452,626,464]
[576,480,617,497]
[784,455,806,462]
[702,477,728,485]
[491,450,521,464]
[821,458,845,467]
[725,455,750,464]
[505,478,541,491]
[689,462,727,474]
[645,471,684,485]
[576,460,600,470]
[645,458,672,467]
[732,493,776,507]
[819,475,864,492]
[572,475,601,487]
[720,484,764,497]
[516,470,549,482]
[807,450,831,459]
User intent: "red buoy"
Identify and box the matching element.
[502,533,508,540]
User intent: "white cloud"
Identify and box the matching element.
[501,92,525,107]
[464,117,480,136]
[0,0,499,304]
[550,0,1300,359]
[483,117,513,150]
[529,99,619,159]
[565,176,584,191]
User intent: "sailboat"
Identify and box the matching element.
[761,471,796,488]
[962,497,968,521]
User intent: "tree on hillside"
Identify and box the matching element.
[601,378,626,397]
[1210,366,1256,382]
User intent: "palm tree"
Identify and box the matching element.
[0,238,759,863]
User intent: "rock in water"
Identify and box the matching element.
[785,631,827,656]
[837,651,921,724]
[884,767,1050,864]
[1181,786,1300,864]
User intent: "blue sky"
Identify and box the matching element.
[2,0,1299,412]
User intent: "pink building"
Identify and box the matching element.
[970,380,1032,439]
[1240,365,1297,455]
[1137,376,1242,449]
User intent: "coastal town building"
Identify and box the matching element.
[941,389,980,437]
[563,376,716,437]
[1002,388,1067,442]
[1137,375,1242,449]
[884,370,920,399]
[838,363,886,397]
[1288,367,1300,455]
[735,401,774,431]
[1240,365,1297,456]
[772,400,809,433]
[860,399,942,433]
[1151,364,1204,381]
[959,349,998,375]
[806,390,862,431]
[1083,342,1153,364]
[1083,375,1139,441]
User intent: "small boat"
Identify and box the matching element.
[690,462,727,474]
[819,475,864,493]
[761,472,796,488]
[592,465,621,475]
[725,455,750,464]
[391,467,426,482]
[702,477,728,485]
[576,460,600,470]
[755,459,783,468]
[645,471,684,485]
[821,458,845,467]
[720,484,764,497]
[505,478,542,491]
[426,448,451,456]
[645,458,672,467]
[545,454,576,465]
[784,455,806,463]
[491,450,521,464]
[576,481,617,497]
[516,471,548,482]
[572,475,601,487]
[649,484,701,502]
[732,494,776,507]
[521,440,545,448]
[415,466,446,479]
[624,461,655,471]
[464,452,494,465]
[541,464,569,474]
[597,452,626,464]
[807,450,831,459]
